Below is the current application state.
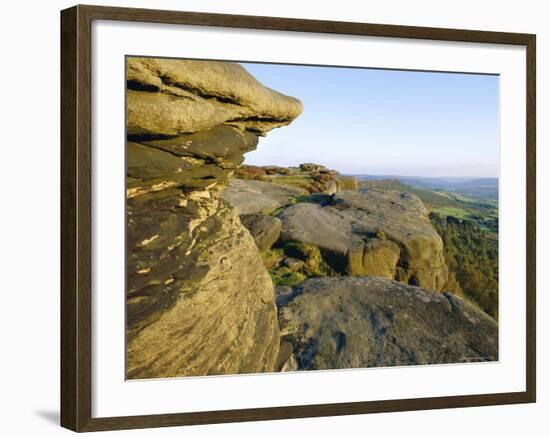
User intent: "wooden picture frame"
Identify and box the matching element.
[60,4,536,432]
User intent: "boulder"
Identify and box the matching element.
[221,178,306,215]
[334,190,448,289]
[336,175,359,191]
[278,276,498,370]
[323,180,338,195]
[278,189,448,290]
[240,214,282,252]
[279,202,355,259]
[352,238,401,278]
[125,58,302,378]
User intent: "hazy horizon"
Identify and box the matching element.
[341,173,498,180]
[241,62,499,178]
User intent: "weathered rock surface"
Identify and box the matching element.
[127,57,303,137]
[127,126,260,197]
[126,58,302,378]
[278,189,448,290]
[221,178,306,215]
[277,276,498,370]
[240,213,282,252]
[235,163,358,195]
[127,191,279,378]
[126,57,302,198]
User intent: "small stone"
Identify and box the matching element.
[282,257,305,271]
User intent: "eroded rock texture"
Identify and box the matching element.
[277,276,498,370]
[127,57,302,137]
[279,189,448,290]
[221,178,306,215]
[231,163,358,195]
[240,214,282,252]
[126,58,302,378]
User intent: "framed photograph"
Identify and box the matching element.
[60,4,536,432]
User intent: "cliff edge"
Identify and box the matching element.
[126,58,302,378]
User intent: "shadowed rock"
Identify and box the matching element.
[277,276,498,371]
[240,214,282,252]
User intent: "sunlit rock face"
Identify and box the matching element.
[278,189,448,290]
[125,58,302,379]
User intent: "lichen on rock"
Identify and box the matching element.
[277,276,498,371]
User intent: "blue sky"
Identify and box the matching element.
[241,62,499,178]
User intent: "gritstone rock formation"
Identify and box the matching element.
[126,57,302,378]
[240,214,282,252]
[277,276,498,371]
[221,178,306,215]
[230,163,358,195]
[278,189,448,290]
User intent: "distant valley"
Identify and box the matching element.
[355,175,498,200]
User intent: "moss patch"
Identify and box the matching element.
[261,248,285,270]
[269,268,306,287]
[261,240,338,288]
[264,175,314,191]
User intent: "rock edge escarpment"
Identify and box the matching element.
[126,58,302,378]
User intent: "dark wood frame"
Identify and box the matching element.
[61,4,536,432]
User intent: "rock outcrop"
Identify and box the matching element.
[240,214,282,252]
[277,276,498,371]
[221,178,306,215]
[233,163,358,195]
[126,58,302,378]
[279,189,448,290]
[127,57,302,137]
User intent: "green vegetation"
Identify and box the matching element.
[269,268,306,287]
[430,206,470,220]
[265,175,314,191]
[429,212,499,319]
[262,241,337,286]
[260,248,285,269]
[281,241,335,277]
